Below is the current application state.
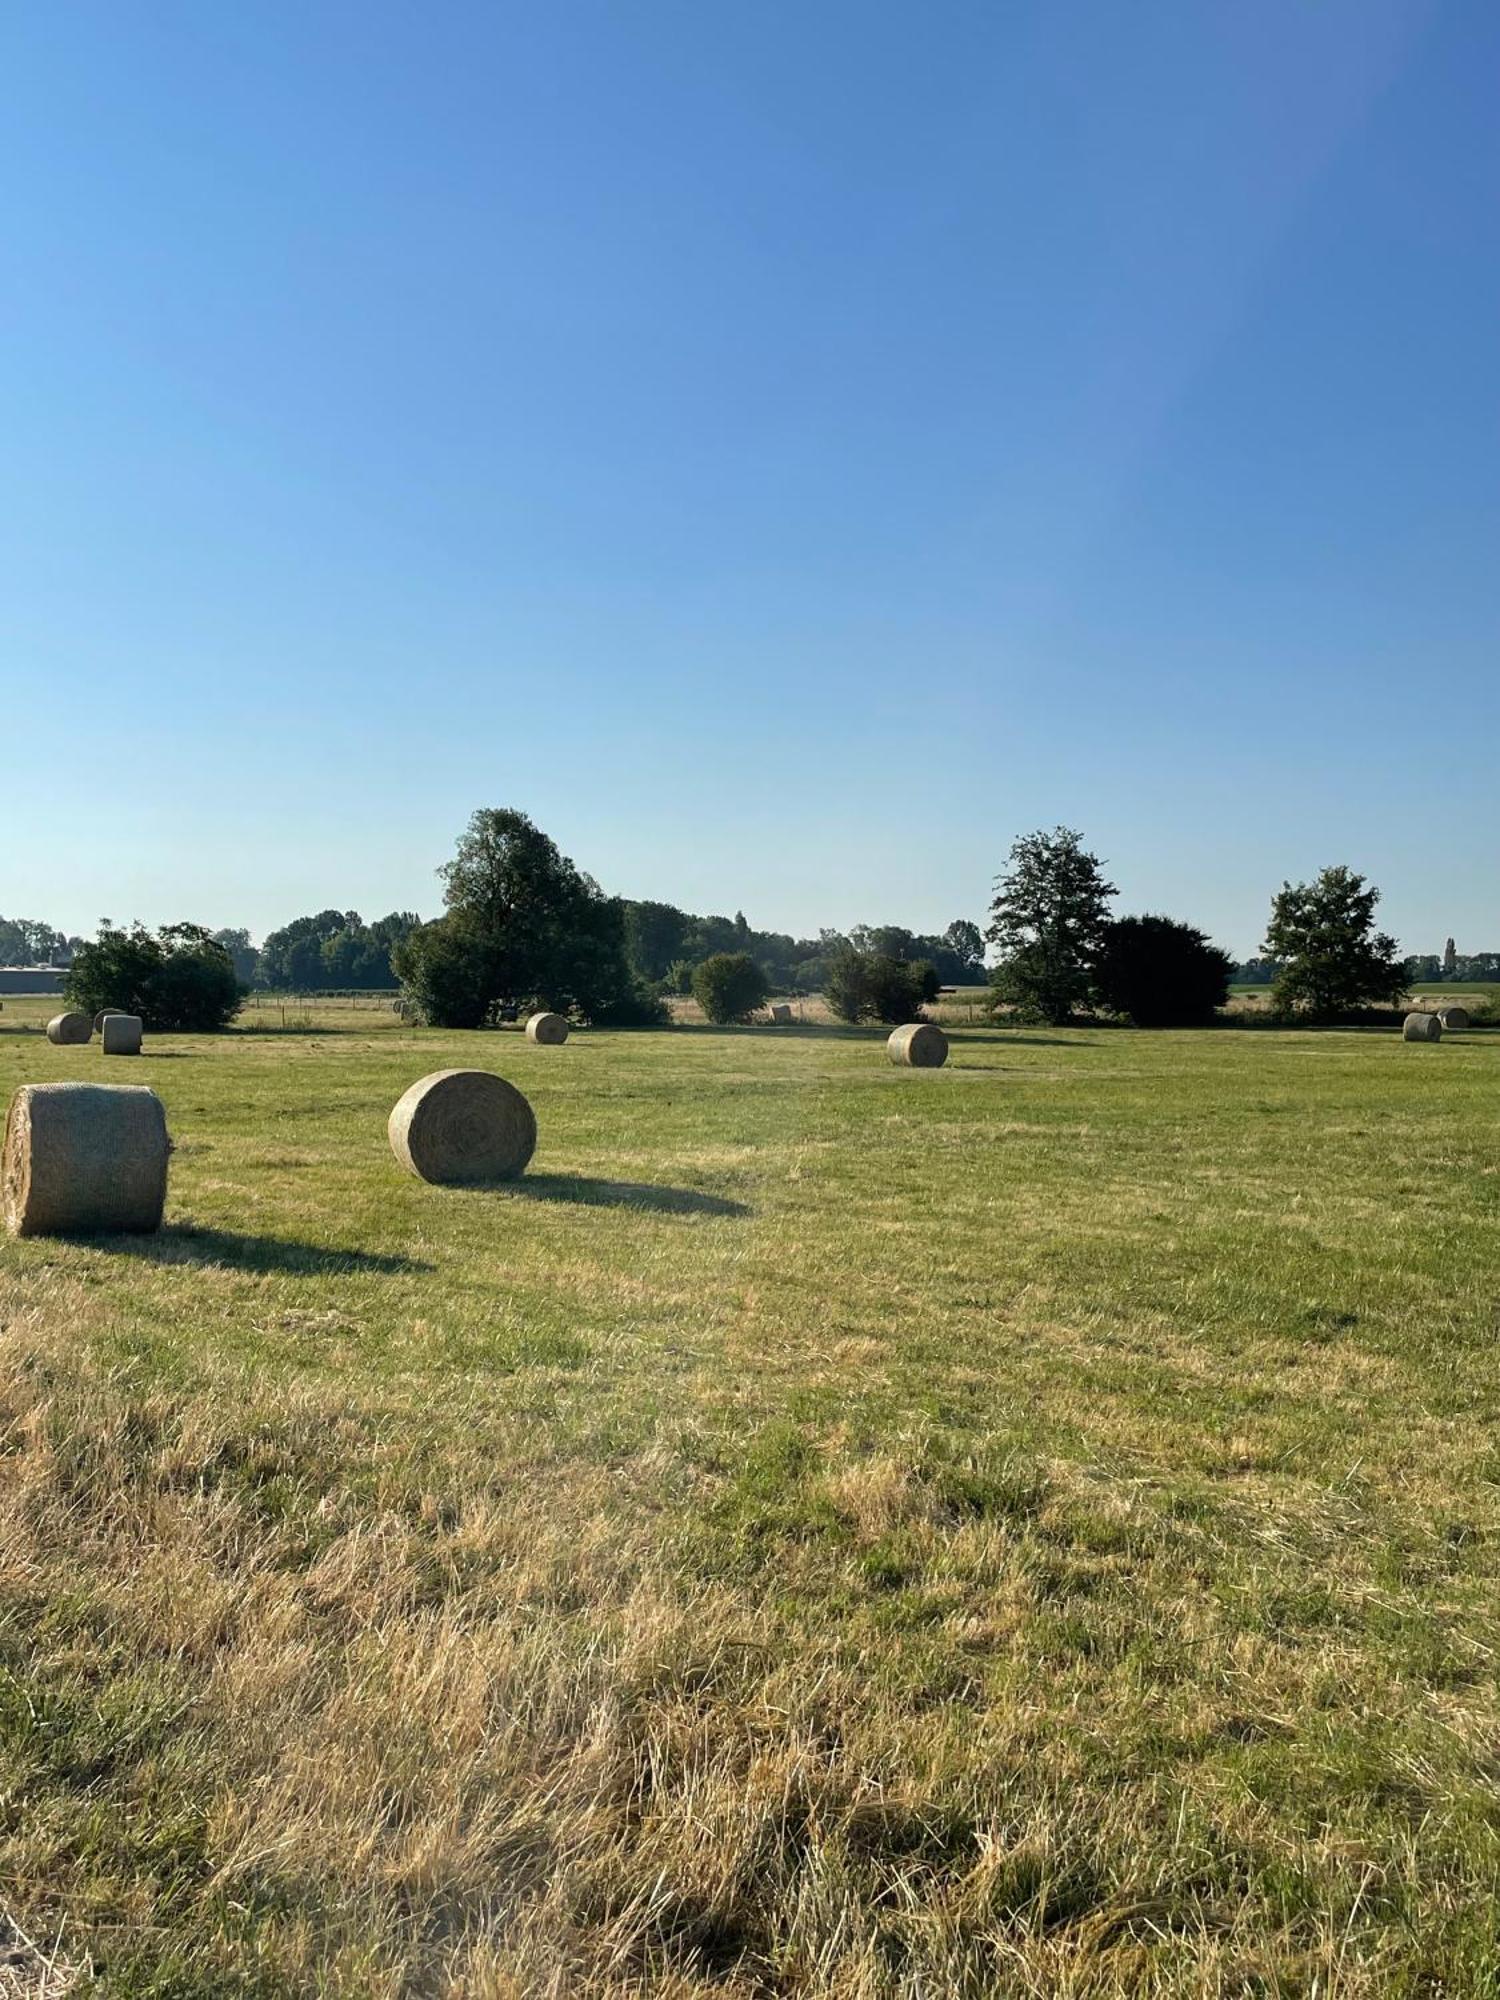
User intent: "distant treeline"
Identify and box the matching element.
[0,917,84,967]
[618,906,985,994]
[249,911,423,990]
[0,912,422,990]
[241,904,984,994]
[1233,952,1500,986]
[9,905,1494,996]
[4,905,983,993]
[1403,951,1500,983]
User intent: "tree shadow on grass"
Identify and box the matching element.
[951,1062,1056,1072]
[510,1174,750,1219]
[666,1020,1090,1050]
[230,1024,365,1037]
[668,1020,861,1041]
[946,1029,1092,1048]
[88,1225,431,1274]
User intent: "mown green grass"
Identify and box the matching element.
[2,1011,1499,1994]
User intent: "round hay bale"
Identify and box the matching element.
[525,1011,569,1046]
[3,1082,170,1237]
[887,1022,948,1068]
[388,1069,537,1184]
[45,1012,92,1046]
[768,1003,793,1024]
[101,1014,143,1056]
[1403,1012,1442,1042]
[92,1008,128,1034]
[1437,1005,1470,1032]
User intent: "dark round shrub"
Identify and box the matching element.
[910,959,942,1006]
[392,919,497,1029]
[65,923,242,1033]
[692,953,769,1024]
[587,977,670,1027]
[824,948,871,1023]
[827,949,933,1025]
[865,956,932,1025]
[1092,915,1232,1027]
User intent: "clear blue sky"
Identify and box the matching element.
[3,0,1494,957]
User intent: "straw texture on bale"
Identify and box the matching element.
[93,1009,128,1034]
[388,1069,537,1184]
[1437,1005,1470,1032]
[1403,1012,1442,1043]
[101,1014,144,1056]
[887,1022,949,1068]
[3,1082,170,1237]
[525,1012,569,1046]
[768,1003,793,1024]
[46,1012,92,1047]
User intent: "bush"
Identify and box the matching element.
[825,949,933,1024]
[1092,916,1233,1027]
[989,943,1087,1025]
[824,948,871,1023]
[65,923,242,1032]
[867,956,933,1024]
[587,976,671,1028]
[392,919,497,1029]
[692,953,769,1024]
[910,959,941,1006]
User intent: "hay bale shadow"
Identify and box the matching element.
[511,1174,749,1218]
[88,1225,432,1274]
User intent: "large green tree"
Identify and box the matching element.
[1264,866,1407,1020]
[396,809,660,1027]
[986,827,1116,1024]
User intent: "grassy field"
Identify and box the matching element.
[2,1001,1499,1996]
[1227,984,1500,1023]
